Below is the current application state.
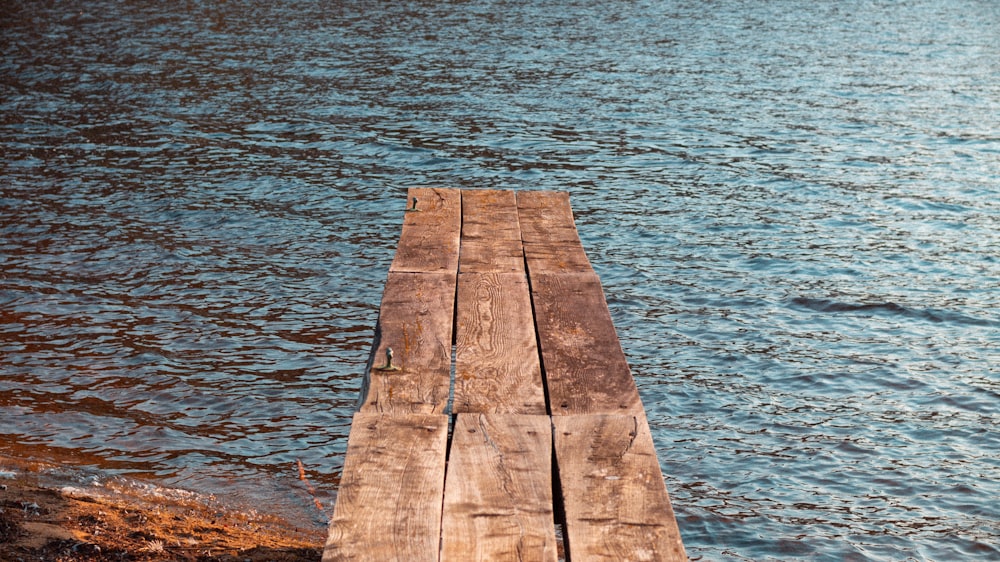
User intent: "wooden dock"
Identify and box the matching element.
[323,188,686,562]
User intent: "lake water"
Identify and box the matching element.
[2,1,998,559]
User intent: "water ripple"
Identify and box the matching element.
[3,0,999,559]
[788,297,998,327]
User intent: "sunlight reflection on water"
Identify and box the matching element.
[2,0,999,559]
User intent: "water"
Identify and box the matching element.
[2,0,998,559]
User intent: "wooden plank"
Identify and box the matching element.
[459,239,525,274]
[462,189,521,241]
[461,190,524,273]
[517,190,591,273]
[323,412,449,562]
[390,187,461,273]
[553,415,687,562]
[523,241,593,274]
[516,190,582,245]
[455,273,546,415]
[358,272,455,414]
[329,188,688,561]
[441,414,557,562]
[530,272,642,415]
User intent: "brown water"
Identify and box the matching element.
[3,1,999,559]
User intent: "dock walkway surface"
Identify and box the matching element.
[323,188,686,562]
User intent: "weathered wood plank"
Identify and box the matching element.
[462,189,522,241]
[553,415,687,562]
[517,190,593,273]
[358,272,455,414]
[323,412,449,562]
[459,239,525,274]
[331,188,687,562]
[530,272,642,415]
[455,273,546,415]
[460,190,525,273]
[516,190,582,245]
[390,187,461,274]
[441,414,557,562]
[522,241,593,274]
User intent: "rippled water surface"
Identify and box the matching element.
[3,1,999,559]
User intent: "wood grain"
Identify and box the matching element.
[390,187,461,274]
[331,188,687,561]
[455,273,546,414]
[460,190,525,273]
[459,239,525,274]
[462,189,521,241]
[530,272,642,415]
[553,415,687,562]
[358,272,456,414]
[441,414,557,562]
[323,412,449,562]
[516,190,582,245]
[522,241,593,274]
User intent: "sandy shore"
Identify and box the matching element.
[0,457,324,561]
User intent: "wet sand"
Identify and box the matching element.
[0,457,323,561]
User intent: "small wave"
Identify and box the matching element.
[788,297,997,327]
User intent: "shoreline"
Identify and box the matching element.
[0,456,324,561]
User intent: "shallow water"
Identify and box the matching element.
[2,1,999,559]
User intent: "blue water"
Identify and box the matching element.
[2,1,999,559]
